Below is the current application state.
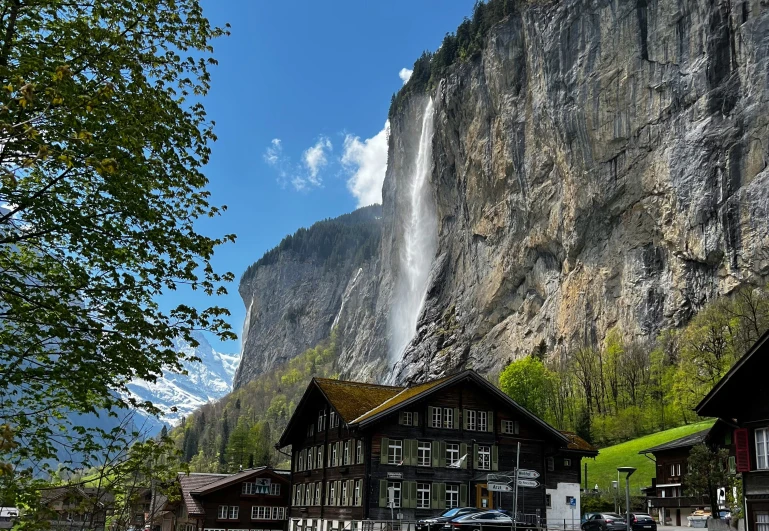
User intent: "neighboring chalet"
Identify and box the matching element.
[639,422,732,526]
[148,467,291,531]
[39,486,114,531]
[278,370,597,531]
[696,329,769,531]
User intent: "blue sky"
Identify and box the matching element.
[180,0,477,353]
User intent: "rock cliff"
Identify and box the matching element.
[236,0,769,387]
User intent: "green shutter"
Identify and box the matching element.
[432,441,440,467]
[488,411,494,432]
[431,481,440,508]
[460,484,468,507]
[453,408,460,429]
[492,445,499,471]
[414,412,419,426]
[473,444,478,469]
[436,483,446,509]
[379,480,387,507]
[409,481,418,509]
[463,410,469,430]
[408,439,417,466]
[401,481,410,508]
[439,441,447,467]
[381,437,389,464]
[460,443,468,469]
[402,439,410,465]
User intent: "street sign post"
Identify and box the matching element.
[516,479,540,488]
[570,497,576,530]
[488,483,513,492]
[517,469,540,479]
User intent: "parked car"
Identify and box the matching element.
[444,510,514,531]
[629,513,657,531]
[418,508,483,531]
[581,513,627,531]
[582,513,600,525]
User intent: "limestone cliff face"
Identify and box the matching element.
[236,0,769,387]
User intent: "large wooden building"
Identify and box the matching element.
[696,330,769,531]
[278,370,597,531]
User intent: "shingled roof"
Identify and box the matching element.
[351,376,453,424]
[560,431,599,455]
[178,473,229,515]
[193,467,288,495]
[314,378,403,423]
[638,428,712,455]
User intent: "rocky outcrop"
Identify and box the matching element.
[236,0,769,388]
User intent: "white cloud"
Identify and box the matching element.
[264,138,282,165]
[342,122,390,207]
[302,136,332,186]
[399,68,413,85]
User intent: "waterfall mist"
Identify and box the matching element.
[389,97,438,365]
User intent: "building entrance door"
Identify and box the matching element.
[475,484,493,509]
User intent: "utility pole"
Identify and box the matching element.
[513,442,520,525]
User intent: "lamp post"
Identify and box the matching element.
[612,481,619,513]
[618,467,636,531]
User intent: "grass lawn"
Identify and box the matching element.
[584,420,716,494]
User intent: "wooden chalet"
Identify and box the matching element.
[39,486,114,531]
[696,329,769,531]
[278,370,597,531]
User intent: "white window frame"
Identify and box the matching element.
[477,445,491,470]
[354,479,362,506]
[403,412,413,426]
[272,507,279,520]
[343,440,350,466]
[341,481,349,506]
[388,439,403,464]
[432,407,442,428]
[330,411,336,428]
[417,441,431,467]
[417,483,431,509]
[251,506,259,519]
[478,411,488,432]
[332,443,338,467]
[270,483,280,496]
[228,506,239,520]
[307,448,313,470]
[446,443,459,467]
[467,410,477,431]
[316,445,324,468]
[757,428,769,470]
[755,511,769,531]
[502,420,519,435]
[356,440,363,464]
[217,506,228,520]
[305,484,313,506]
[443,408,454,429]
[445,484,459,509]
[318,410,326,431]
[315,481,322,505]
[387,481,401,509]
[329,482,336,506]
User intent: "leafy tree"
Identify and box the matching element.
[0,0,234,503]
[686,443,730,518]
[499,355,555,418]
[226,417,251,471]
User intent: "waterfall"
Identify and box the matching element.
[389,97,438,364]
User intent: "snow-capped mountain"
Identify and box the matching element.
[126,332,239,426]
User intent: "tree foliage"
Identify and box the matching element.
[686,443,730,518]
[0,0,233,505]
[499,355,555,418]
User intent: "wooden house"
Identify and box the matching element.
[278,370,597,531]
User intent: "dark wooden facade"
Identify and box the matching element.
[696,331,769,531]
[280,371,597,529]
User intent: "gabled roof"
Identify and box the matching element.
[192,467,288,495]
[351,376,452,424]
[560,431,599,455]
[314,378,404,423]
[178,473,229,515]
[638,428,712,455]
[696,328,769,417]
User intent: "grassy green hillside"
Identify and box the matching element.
[585,420,715,493]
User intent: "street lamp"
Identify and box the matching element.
[618,467,636,531]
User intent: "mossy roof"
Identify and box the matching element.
[560,431,599,454]
[314,378,404,423]
[350,375,453,424]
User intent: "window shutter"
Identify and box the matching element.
[336,480,341,506]
[729,456,737,475]
[414,412,419,426]
[432,441,440,467]
[488,411,494,433]
[409,481,418,509]
[402,439,410,465]
[410,439,419,466]
[735,428,751,472]
[463,409,469,430]
[337,442,342,465]
[439,441,447,467]
[431,481,440,508]
[453,408,460,429]
[473,444,479,469]
[381,437,390,464]
[460,443,468,469]
[401,481,410,508]
[348,480,354,506]
[460,484,468,507]
[399,412,405,425]
[379,480,388,507]
[492,445,499,471]
[428,406,435,427]
[437,483,446,509]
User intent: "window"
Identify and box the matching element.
[756,512,769,531]
[228,506,239,520]
[318,410,326,431]
[306,484,313,506]
[270,483,281,496]
[547,456,554,471]
[443,408,454,429]
[315,482,322,505]
[403,412,413,426]
[388,439,403,465]
[329,482,336,506]
[477,445,491,470]
[316,445,324,468]
[564,458,571,467]
[387,482,401,508]
[271,507,279,520]
[354,479,362,506]
[432,407,442,428]
[445,485,459,509]
[418,441,432,467]
[307,448,314,470]
[343,440,350,465]
[417,483,431,509]
[478,411,488,432]
[446,443,460,467]
[280,507,287,520]
[356,440,363,464]
[251,506,258,519]
[341,481,349,506]
[670,463,681,476]
[217,506,228,520]
[307,423,314,437]
[502,420,519,435]
[332,443,338,467]
[330,411,340,428]
[757,428,769,469]
[546,494,552,508]
[729,456,737,474]
[467,410,477,431]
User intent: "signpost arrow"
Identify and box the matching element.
[488,483,513,493]
[517,469,540,479]
[516,479,540,488]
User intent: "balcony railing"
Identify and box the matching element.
[647,496,708,508]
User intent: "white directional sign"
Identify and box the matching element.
[517,469,540,479]
[488,483,513,492]
[516,479,540,488]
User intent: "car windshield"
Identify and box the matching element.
[442,509,461,518]
[606,514,624,519]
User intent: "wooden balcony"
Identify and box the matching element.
[647,496,708,508]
